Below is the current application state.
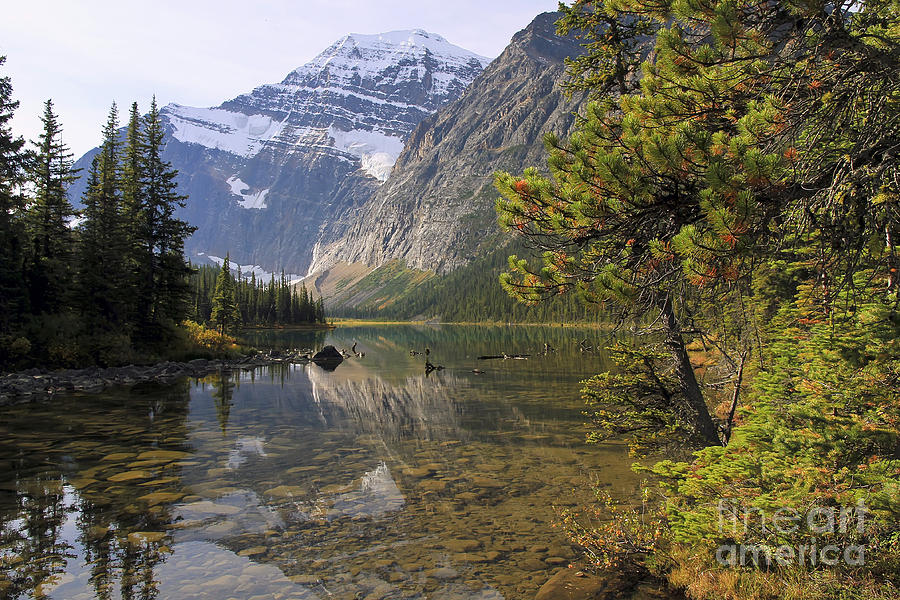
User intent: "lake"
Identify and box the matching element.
[0,324,641,600]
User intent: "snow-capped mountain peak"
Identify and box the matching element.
[281,29,491,110]
[163,29,489,182]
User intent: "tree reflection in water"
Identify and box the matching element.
[0,325,630,600]
[0,382,191,599]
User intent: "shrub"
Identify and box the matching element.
[0,335,33,371]
[557,485,670,573]
[8,336,30,357]
[83,332,135,367]
[177,320,240,357]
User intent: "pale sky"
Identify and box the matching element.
[1,0,560,159]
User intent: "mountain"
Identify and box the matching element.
[71,30,489,277]
[308,12,586,283]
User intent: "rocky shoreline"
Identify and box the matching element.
[0,350,315,405]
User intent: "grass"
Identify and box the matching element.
[666,545,899,600]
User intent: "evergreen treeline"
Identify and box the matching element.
[1,56,196,367]
[335,241,608,323]
[190,258,325,332]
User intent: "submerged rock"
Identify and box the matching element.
[534,566,676,600]
[442,539,481,553]
[107,470,154,482]
[127,531,167,545]
[425,567,459,581]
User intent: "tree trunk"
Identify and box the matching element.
[887,220,896,292]
[724,352,747,445]
[661,297,721,446]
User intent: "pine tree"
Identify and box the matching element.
[256,277,265,323]
[77,103,129,327]
[0,56,29,334]
[496,1,900,448]
[24,99,79,315]
[290,288,299,323]
[210,255,240,334]
[299,284,311,322]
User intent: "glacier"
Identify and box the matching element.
[168,106,286,157]
[327,126,404,182]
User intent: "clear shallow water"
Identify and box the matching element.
[0,325,640,600]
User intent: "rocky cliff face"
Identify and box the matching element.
[310,12,586,276]
[71,30,489,277]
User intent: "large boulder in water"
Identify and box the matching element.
[311,345,343,370]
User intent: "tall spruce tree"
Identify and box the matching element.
[299,284,311,322]
[24,99,79,315]
[265,274,276,323]
[210,255,240,334]
[121,102,144,325]
[138,97,195,332]
[77,103,129,327]
[0,56,29,335]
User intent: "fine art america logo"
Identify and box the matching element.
[716,499,868,567]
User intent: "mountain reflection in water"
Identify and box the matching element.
[0,325,640,600]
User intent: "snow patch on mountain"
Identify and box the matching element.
[226,176,270,209]
[166,105,284,157]
[328,127,404,182]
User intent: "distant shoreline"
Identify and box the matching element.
[330,318,611,329]
[239,323,336,331]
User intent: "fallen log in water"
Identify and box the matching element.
[476,354,530,360]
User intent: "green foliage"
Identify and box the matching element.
[210,255,241,335]
[0,335,31,369]
[583,344,708,457]
[648,294,900,594]
[507,0,899,312]
[21,312,86,367]
[77,103,130,327]
[517,3,900,598]
[81,331,136,367]
[134,97,195,332]
[556,0,655,98]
